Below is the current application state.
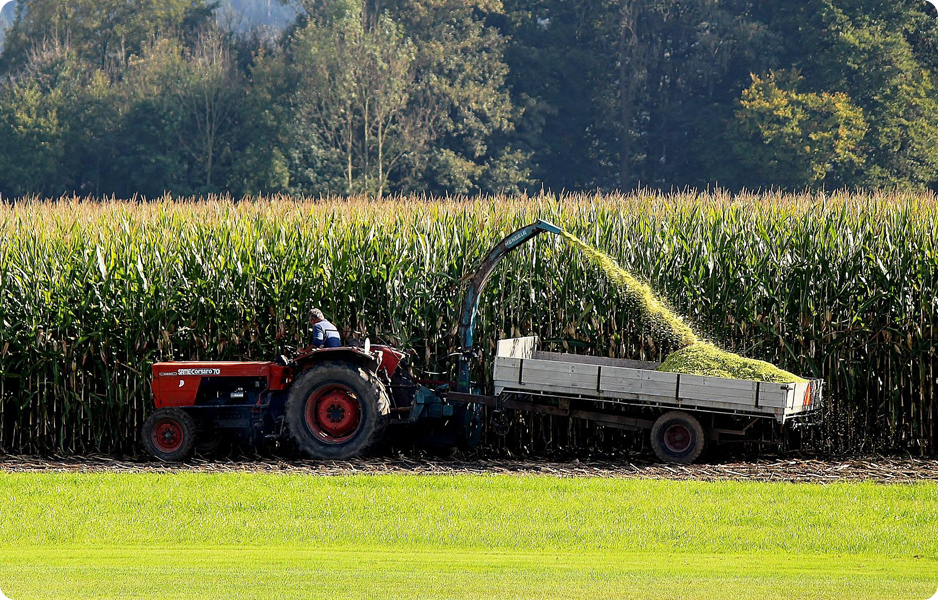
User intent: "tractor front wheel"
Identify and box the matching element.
[142,408,197,462]
[286,362,390,460]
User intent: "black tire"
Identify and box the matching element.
[195,430,226,457]
[142,408,197,462]
[285,361,390,460]
[650,410,706,464]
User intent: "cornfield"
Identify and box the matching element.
[0,192,935,455]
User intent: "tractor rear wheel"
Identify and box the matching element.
[286,362,390,460]
[142,408,197,462]
[650,411,706,464]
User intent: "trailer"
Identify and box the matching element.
[450,336,823,463]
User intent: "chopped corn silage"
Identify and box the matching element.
[657,342,806,383]
[560,231,805,384]
[560,231,698,349]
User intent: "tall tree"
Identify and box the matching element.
[109,36,191,196]
[731,70,867,188]
[503,0,777,190]
[382,0,528,193]
[617,0,639,189]
[739,0,938,189]
[0,43,70,196]
[0,0,213,73]
[501,0,616,189]
[290,5,435,194]
[0,41,118,197]
[177,29,241,190]
[226,47,293,195]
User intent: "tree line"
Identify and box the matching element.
[1,0,938,198]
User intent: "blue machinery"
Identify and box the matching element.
[455,219,562,394]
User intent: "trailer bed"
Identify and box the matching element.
[493,337,822,423]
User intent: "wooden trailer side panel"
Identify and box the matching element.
[493,356,522,395]
[521,358,600,396]
[599,366,676,403]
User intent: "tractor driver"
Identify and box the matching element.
[309,308,343,348]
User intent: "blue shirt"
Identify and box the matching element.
[312,319,342,348]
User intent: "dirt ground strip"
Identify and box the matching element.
[0,455,936,482]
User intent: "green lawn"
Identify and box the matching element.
[0,472,935,599]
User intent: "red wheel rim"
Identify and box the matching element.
[152,419,185,453]
[663,423,692,453]
[304,384,363,444]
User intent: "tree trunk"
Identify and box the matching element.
[363,96,371,191]
[206,139,213,188]
[377,119,384,196]
[618,0,638,190]
[346,100,355,193]
[362,0,382,31]
[346,114,354,194]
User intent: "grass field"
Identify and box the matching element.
[0,472,935,599]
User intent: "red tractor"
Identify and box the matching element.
[143,220,561,461]
[144,342,480,460]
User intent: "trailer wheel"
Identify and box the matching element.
[650,411,706,464]
[286,362,390,460]
[142,408,197,462]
